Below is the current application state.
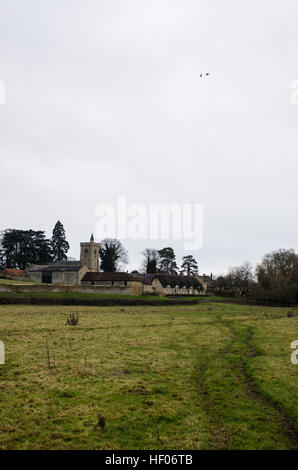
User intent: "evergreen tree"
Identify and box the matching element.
[158,247,178,274]
[181,255,199,275]
[51,221,70,262]
[0,229,52,269]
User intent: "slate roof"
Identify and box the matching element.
[28,261,83,273]
[130,273,155,285]
[82,272,142,282]
[200,274,212,284]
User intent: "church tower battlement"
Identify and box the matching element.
[80,234,100,272]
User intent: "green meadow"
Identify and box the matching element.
[0,302,297,449]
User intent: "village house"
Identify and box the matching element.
[130,272,204,295]
[0,268,27,281]
[81,272,143,295]
[199,273,213,292]
[152,274,203,296]
[25,234,207,296]
[130,273,155,294]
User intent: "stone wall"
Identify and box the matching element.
[81,279,143,295]
[129,282,143,296]
[151,278,163,295]
[72,286,136,295]
[0,284,69,293]
[0,284,141,296]
[26,272,42,283]
[143,284,154,294]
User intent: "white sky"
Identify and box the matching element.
[0,0,297,275]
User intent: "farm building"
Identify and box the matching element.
[130,273,155,294]
[27,234,96,285]
[27,261,88,285]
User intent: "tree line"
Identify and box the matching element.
[1,224,297,304]
[0,225,199,276]
[213,249,298,305]
[0,221,69,269]
[97,240,199,275]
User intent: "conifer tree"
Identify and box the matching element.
[51,221,70,262]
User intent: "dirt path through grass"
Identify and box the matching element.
[240,327,298,449]
[205,317,298,449]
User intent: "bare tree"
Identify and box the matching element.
[99,238,128,272]
[213,262,254,296]
[141,248,159,273]
[255,249,298,304]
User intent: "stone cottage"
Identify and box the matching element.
[0,268,27,281]
[28,261,88,285]
[81,272,143,295]
[152,274,203,296]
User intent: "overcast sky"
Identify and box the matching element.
[0,0,297,275]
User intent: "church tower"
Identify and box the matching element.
[80,234,100,272]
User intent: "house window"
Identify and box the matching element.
[124,281,127,286]
[84,249,88,254]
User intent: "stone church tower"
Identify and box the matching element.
[80,234,100,272]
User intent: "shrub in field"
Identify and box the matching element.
[66,313,79,326]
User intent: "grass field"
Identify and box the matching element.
[0,302,297,450]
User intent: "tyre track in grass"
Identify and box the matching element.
[195,319,234,450]
[196,363,229,450]
[225,321,298,450]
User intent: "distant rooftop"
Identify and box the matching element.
[28,261,83,273]
[82,272,142,282]
[1,268,26,277]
